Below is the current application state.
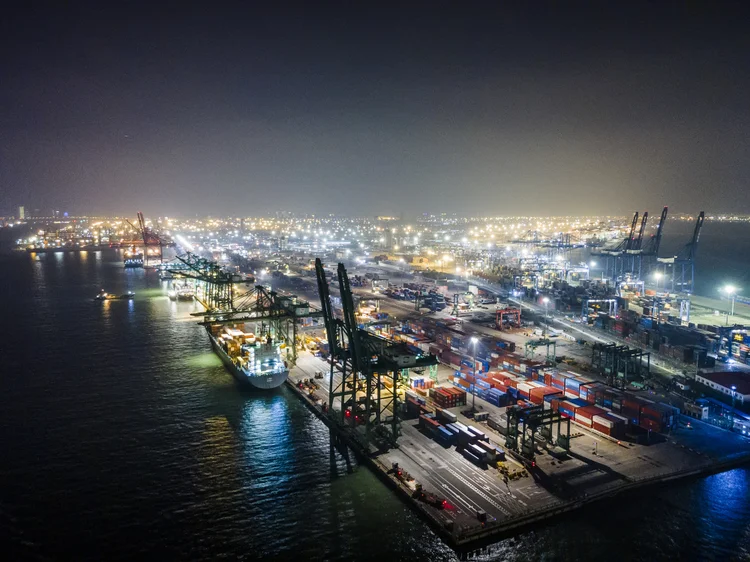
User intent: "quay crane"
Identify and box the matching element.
[166,252,322,369]
[657,211,704,294]
[315,258,437,449]
[124,211,174,264]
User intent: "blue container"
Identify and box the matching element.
[551,381,564,390]
[444,424,460,435]
[437,426,454,445]
[508,387,519,398]
[477,380,491,390]
[544,392,562,402]
[560,408,575,418]
[569,398,588,408]
[566,379,581,391]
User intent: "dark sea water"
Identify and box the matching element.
[1,249,749,561]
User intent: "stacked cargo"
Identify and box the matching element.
[435,407,458,425]
[529,386,562,405]
[436,426,455,446]
[405,398,422,419]
[450,425,478,448]
[638,402,676,433]
[433,387,467,409]
[517,381,534,399]
[550,372,568,392]
[580,382,606,403]
[605,412,628,437]
[419,414,441,434]
[410,377,434,389]
[564,376,582,398]
[485,387,508,407]
[543,392,563,409]
[621,396,647,425]
[574,405,607,428]
[467,426,489,442]
[557,400,577,419]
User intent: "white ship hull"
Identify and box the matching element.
[207,330,288,390]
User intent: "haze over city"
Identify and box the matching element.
[3,2,749,217]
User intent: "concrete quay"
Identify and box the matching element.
[286,354,750,548]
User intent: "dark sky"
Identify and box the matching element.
[2,1,749,217]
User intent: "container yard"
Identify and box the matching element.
[287,352,750,547]
[277,261,750,548]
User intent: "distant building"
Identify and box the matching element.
[695,371,750,403]
[18,206,25,220]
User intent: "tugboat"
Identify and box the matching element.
[94,289,135,301]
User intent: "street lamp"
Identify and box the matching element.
[471,337,479,412]
[542,297,550,337]
[721,285,739,325]
[731,385,737,429]
[653,271,663,292]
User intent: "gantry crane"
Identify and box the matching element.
[316,258,437,449]
[167,252,322,368]
[657,211,704,294]
[125,211,173,263]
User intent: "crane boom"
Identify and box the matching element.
[634,212,648,250]
[625,212,639,250]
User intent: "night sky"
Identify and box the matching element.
[2,2,749,217]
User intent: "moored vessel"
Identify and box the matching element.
[206,323,289,389]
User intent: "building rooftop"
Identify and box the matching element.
[699,371,750,395]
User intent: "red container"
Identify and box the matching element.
[593,422,612,435]
[639,417,662,433]
[577,404,607,418]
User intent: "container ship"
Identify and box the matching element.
[123,251,144,268]
[205,323,289,389]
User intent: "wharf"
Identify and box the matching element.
[286,353,750,548]
[25,245,115,254]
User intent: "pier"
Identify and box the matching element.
[286,353,750,548]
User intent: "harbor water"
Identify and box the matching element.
[1,249,749,561]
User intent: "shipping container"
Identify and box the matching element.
[436,408,457,424]
[467,426,488,442]
[462,448,483,466]
[468,443,488,461]
[437,426,455,445]
[457,428,477,447]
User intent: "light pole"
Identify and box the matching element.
[721,285,739,326]
[542,297,550,337]
[471,337,478,412]
[730,384,737,430]
[654,271,663,292]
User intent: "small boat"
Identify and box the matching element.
[94,290,135,301]
[176,287,195,301]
